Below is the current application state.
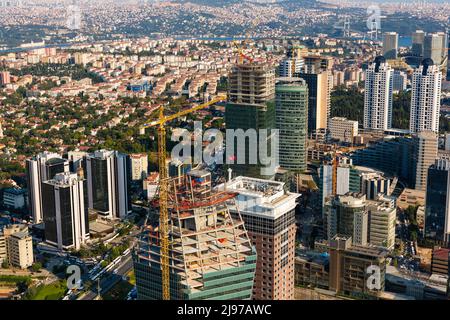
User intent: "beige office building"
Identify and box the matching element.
[329,117,359,143]
[414,131,438,191]
[7,232,33,269]
[367,196,396,250]
[1,225,33,269]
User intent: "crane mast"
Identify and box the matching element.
[141,96,226,300]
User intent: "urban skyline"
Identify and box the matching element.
[0,0,450,308]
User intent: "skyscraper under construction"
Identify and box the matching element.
[132,170,257,300]
[225,62,276,180]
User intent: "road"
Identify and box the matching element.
[78,254,133,300]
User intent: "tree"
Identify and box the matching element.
[1,259,9,269]
[331,86,364,123]
[31,262,42,272]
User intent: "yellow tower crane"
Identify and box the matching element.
[140,95,227,300]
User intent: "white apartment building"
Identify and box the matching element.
[130,153,148,181]
[364,56,394,131]
[410,59,442,134]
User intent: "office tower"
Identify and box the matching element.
[130,153,148,181]
[278,46,304,77]
[85,150,131,220]
[360,172,391,200]
[276,78,308,172]
[295,236,388,297]
[351,137,416,186]
[318,156,361,212]
[226,62,276,179]
[133,170,256,300]
[42,172,89,250]
[297,70,331,134]
[220,176,299,300]
[329,117,358,143]
[424,33,447,68]
[425,157,450,243]
[382,32,398,59]
[325,193,368,246]
[412,30,426,58]
[67,150,88,171]
[0,71,11,85]
[328,236,387,297]
[26,152,70,223]
[0,225,33,269]
[392,70,407,92]
[363,56,394,130]
[414,131,438,191]
[302,55,333,74]
[410,59,442,134]
[367,196,396,249]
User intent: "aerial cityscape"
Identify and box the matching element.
[0,0,450,308]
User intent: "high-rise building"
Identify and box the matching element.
[410,59,442,134]
[424,33,447,69]
[130,153,148,181]
[328,236,387,297]
[85,150,131,220]
[413,131,438,191]
[278,46,304,78]
[351,137,416,186]
[425,157,450,244]
[42,172,89,250]
[302,55,333,74]
[296,236,388,298]
[382,32,399,60]
[26,152,70,223]
[133,170,257,300]
[325,193,368,246]
[221,176,299,300]
[367,196,396,250]
[297,70,331,134]
[360,171,392,200]
[67,151,88,172]
[412,30,426,58]
[275,78,308,172]
[363,56,394,130]
[318,157,362,212]
[0,225,33,269]
[393,70,407,92]
[226,62,276,179]
[329,117,358,143]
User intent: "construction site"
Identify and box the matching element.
[132,169,257,300]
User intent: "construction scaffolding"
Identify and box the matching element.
[133,169,257,300]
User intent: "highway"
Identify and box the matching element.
[78,254,133,300]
